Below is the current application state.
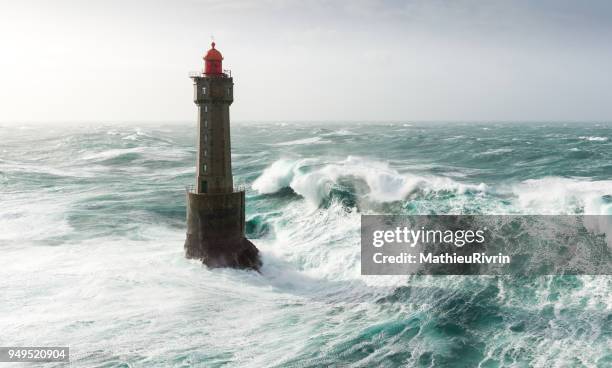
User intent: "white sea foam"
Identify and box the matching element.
[123,128,151,141]
[511,177,612,245]
[253,157,487,207]
[0,191,74,242]
[273,137,331,146]
[3,123,610,367]
[79,146,187,162]
[579,136,608,141]
[335,129,356,135]
[252,158,311,194]
[80,147,145,161]
[480,148,513,155]
[320,129,356,136]
[444,135,466,141]
[511,177,612,215]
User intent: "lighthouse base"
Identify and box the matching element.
[185,235,261,270]
[184,190,261,271]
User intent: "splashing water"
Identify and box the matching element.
[1,122,611,367]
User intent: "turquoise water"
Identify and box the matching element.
[0,122,611,367]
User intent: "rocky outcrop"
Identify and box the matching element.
[185,235,261,271]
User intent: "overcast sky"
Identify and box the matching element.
[1,0,611,123]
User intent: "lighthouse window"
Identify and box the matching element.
[203,164,207,172]
[204,106,208,113]
[202,87,207,95]
[226,87,231,96]
[204,120,208,128]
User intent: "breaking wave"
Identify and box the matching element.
[2,122,611,367]
[512,177,612,215]
[252,157,487,208]
[253,158,612,216]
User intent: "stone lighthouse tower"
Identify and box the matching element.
[185,42,261,270]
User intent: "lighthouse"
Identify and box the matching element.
[184,42,261,270]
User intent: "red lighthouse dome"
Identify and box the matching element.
[204,42,223,75]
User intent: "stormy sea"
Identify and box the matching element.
[1,122,611,367]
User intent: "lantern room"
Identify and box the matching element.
[204,42,223,75]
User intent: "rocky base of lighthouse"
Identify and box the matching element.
[184,190,261,271]
[185,236,261,270]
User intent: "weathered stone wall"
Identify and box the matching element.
[185,190,244,240]
[184,190,259,270]
[192,75,234,194]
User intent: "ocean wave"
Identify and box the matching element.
[253,157,487,208]
[80,147,146,162]
[510,178,612,243]
[121,128,151,140]
[259,199,362,281]
[443,135,467,141]
[122,128,174,144]
[252,158,612,218]
[0,161,97,178]
[480,148,513,156]
[272,137,331,146]
[511,177,612,215]
[252,159,313,194]
[320,129,357,137]
[0,194,73,242]
[3,123,611,367]
[78,146,189,165]
[578,136,608,142]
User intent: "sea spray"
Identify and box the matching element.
[253,156,488,208]
[1,122,610,367]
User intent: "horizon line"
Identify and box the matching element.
[1,120,611,125]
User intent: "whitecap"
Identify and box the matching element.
[480,148,513,155]
[252,159,312,194]
[512,177,612,215]
[578,136,608,141]
[252,156,487,207]
[272,137,331,146]
[80,147,145,161]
